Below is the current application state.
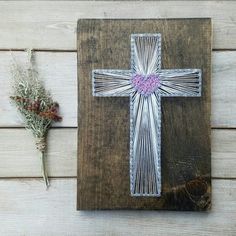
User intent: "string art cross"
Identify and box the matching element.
[92,34,202,197]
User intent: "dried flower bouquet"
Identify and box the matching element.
[10,49,62,188]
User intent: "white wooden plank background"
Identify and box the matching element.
[0,1,236,50]
[0,129,236,179]
[0,179,235,236]
[0,52,77,127]
[0,1,235,235]
[1,51,236,128]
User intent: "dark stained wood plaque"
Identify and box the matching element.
[77,19,211,210]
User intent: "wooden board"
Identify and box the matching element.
[77,19,211,210]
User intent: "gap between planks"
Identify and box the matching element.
[0,176,235,180]
[0,49,77,53]
[0,127,235,130]
[0,49,235,53]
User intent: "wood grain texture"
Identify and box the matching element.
[77,19,211,210]
[0,1,235,49]
[0,52,77,127]
[0,129,234,179]
[0,179,235,236]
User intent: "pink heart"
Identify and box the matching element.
[131,74,160,96]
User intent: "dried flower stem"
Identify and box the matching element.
[36,137,49,188]
[41,152,50,188]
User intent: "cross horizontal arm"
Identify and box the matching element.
[159,69,202,97]
[92,70,134,97]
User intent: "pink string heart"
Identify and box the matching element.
[132,74,161,96]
